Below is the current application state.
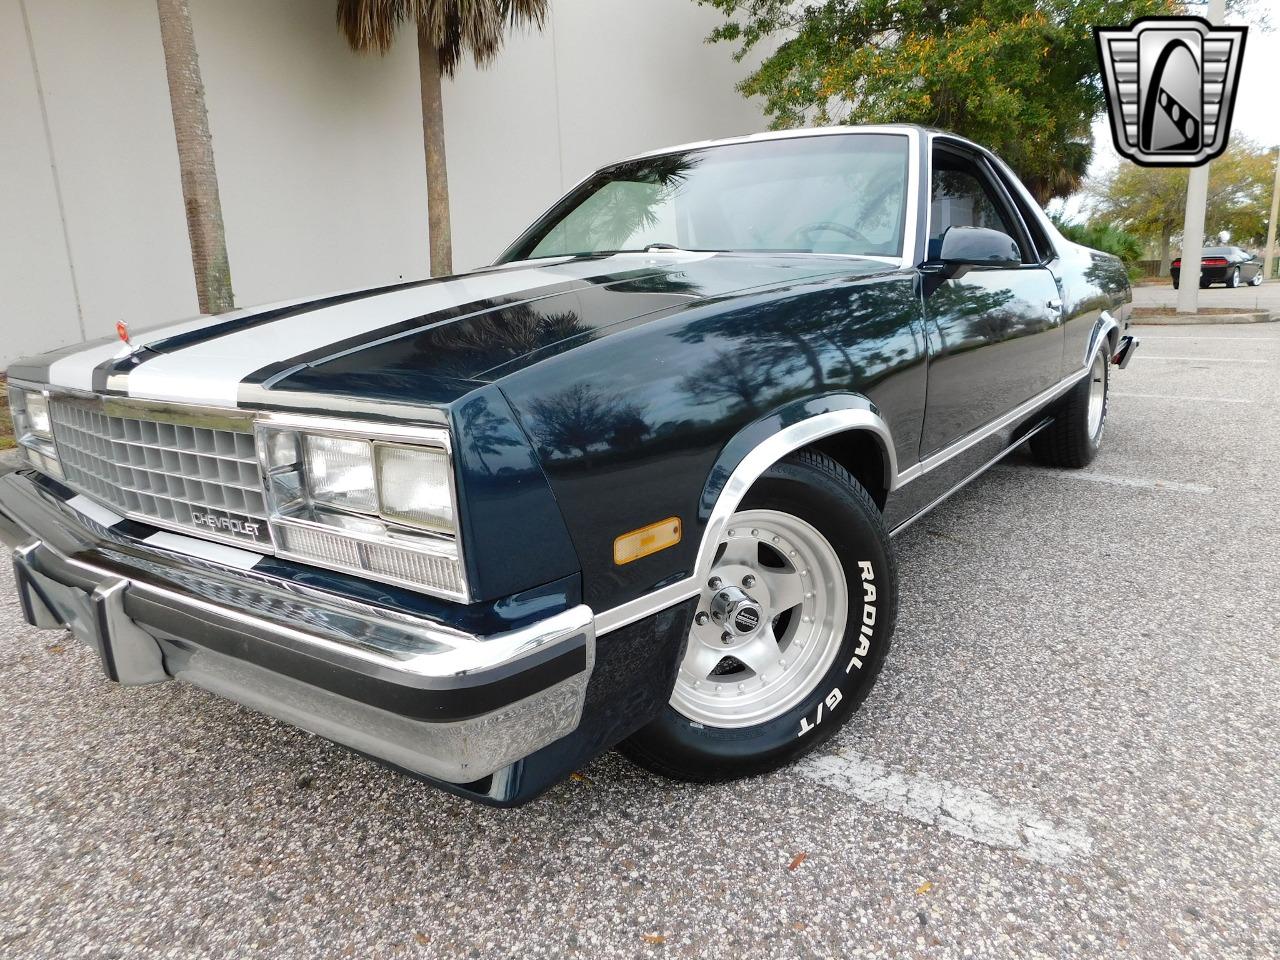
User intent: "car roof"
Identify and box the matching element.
[617,124,969,165]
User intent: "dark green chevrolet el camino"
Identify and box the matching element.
[2,126,1136,805]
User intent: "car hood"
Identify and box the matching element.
[14,252,893,414]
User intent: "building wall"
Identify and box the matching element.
[441,0,767,269]
[190,0,430,308]
[1,0,197,365]
[1,0,763,367]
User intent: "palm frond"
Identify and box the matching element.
[338,0,548,74]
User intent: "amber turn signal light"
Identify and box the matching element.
[613,517,682,565]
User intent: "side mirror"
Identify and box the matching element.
[928,226,1022,272]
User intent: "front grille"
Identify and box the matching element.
[49,400,272,547]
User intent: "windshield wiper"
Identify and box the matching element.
[642,242,684,252]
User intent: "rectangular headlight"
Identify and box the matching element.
[8,385,62,479]
[24,392,51,436]
[256,419,465,599]
[375,443,454,534]
[303,435,377,513]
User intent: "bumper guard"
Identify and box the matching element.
[1,469,594,785]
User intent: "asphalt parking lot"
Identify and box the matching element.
[1,322,1277,959]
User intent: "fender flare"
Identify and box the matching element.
[1087,311,1120,367]
[595,394,896,636]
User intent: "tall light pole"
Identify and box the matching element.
[1264,146,1280,283]
[1175,0,1227,314]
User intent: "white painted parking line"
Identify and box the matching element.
[1137,335,1280,341]
[798,749,1093,868]
[1131,356,1269,363]
[1112,392,1252,404]
[996,466,1214,494]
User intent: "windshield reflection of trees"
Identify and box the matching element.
[549,154,701,253]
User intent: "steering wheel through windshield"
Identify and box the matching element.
[788,221,873,252]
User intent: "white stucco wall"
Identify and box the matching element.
[2,0,763,367]
[2,0,197,365]
[442,0,767,269]
[190,0,429,308]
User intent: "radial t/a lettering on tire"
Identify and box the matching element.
[620,450,897,783]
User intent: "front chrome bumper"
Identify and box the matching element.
[0,468,594,785]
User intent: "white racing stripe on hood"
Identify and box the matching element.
[43,288,377,392]
[125,253,713,407]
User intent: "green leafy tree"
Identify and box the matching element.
[1091,137,1277,272]
[1051,216,1145,279]
[698,0,1174,203]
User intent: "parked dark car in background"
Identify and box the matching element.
[2,126,1136,806]
[1171,245,1265,288]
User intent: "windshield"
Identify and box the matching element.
[506,134,910,261]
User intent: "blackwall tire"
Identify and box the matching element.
[620,451,896,783]
[1030,346,1109,469]
[1228,267,1241,288]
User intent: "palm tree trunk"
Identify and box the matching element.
[155,0,233,314]
[1158,224,1173,276]
[417,32,453,277]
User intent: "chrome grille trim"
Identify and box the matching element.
[48,397,273,549]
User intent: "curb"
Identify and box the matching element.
[1130,311,1275,325]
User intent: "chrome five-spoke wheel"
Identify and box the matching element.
[1086,349,1107,440]
[621,451,896,783]
[671,509,849,728]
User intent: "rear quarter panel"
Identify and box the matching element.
[1052,240,1132,368]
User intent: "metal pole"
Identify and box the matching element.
[1175,0,1227,313]
[1264,147,1280,282]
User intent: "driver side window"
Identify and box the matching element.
[929,150,1025,261]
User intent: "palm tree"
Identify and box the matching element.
[337,0,549,277]
[155,0,234,313]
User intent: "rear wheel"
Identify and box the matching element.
[621,451,896,782]
[1227,267,1241,288]
[1031,346,1109,468]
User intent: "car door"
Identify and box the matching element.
[1240,249,1261,282]
[919,144,1065,457]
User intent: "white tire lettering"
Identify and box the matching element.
[798,687,843,736]
[848,560,877,674]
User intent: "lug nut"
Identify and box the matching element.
[721,631,734,645]
[708,576,723,590]
[695,612,709,626]
[742,574,757,589]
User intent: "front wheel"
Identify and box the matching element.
[620,451,896,782]
[1250,271,1263,287]
[1031,346,1109,468]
